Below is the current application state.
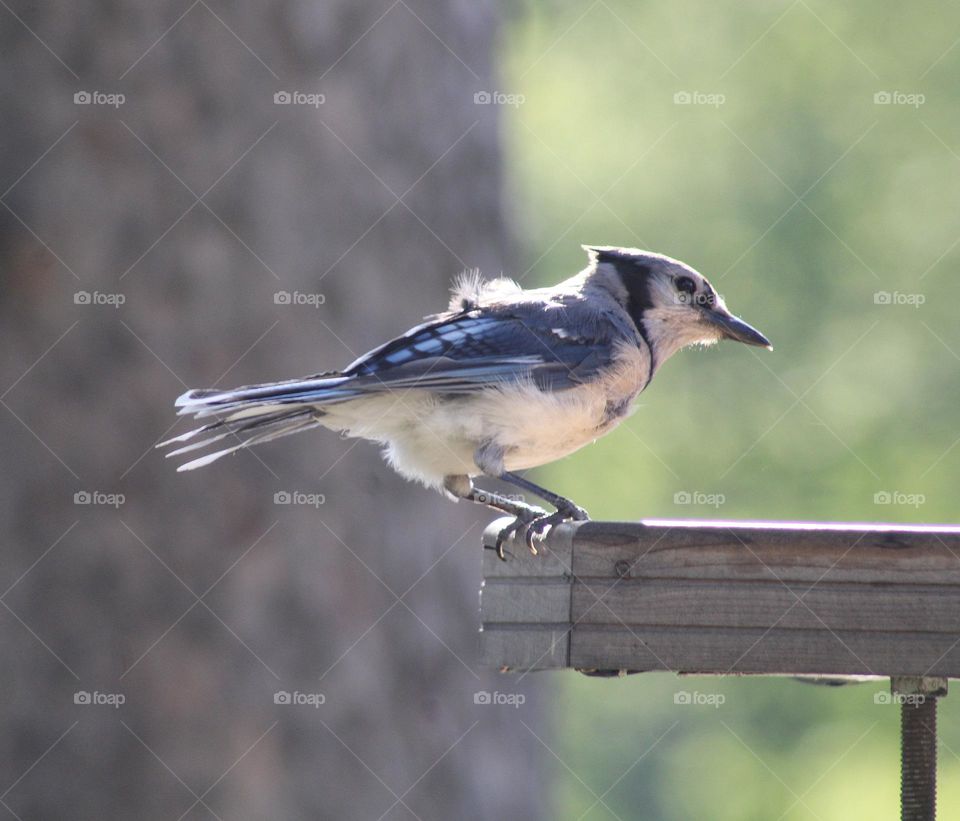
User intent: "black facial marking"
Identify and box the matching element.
[591,249,655,358]
[600,255,654,329]
[607,258,658,372]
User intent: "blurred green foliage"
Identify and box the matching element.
[500,1,960,817]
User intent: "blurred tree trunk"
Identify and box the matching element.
[0,2,546,818]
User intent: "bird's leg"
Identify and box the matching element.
[443,475,546,560]
[498,472,589,518]
[497,471,589,551]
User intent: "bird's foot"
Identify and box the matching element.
[493,506,547,561]
[491,500,588,561]
[523,501,589,553]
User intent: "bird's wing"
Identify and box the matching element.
[162,304,619,470]
[340,306,614,393]
[170,304,617,424]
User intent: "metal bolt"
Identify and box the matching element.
[893,676,946,821]
[901,696,937,820]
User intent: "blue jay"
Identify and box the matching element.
[161,246,770,557]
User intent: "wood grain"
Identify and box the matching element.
[480,518,960,675]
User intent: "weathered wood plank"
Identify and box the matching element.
[571,520,960,585]
[479,518,960,676]
[482,581,571,623]
[480,625,570,669]
[571,579,960,632]
[568,626,960,677]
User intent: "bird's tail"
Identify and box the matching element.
[158,371,359,471]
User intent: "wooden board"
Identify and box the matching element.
[479,518,960,676]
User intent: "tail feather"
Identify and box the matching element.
[174,372,356,418]
[160,372,355,469]
[161,408,315,456]
[167,408,322,471]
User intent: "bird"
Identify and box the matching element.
[160,245,771,558]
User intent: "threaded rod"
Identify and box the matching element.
[901,695,937,821]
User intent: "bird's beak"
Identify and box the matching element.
[703,307,772,350]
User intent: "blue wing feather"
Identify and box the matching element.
[172,306,614,422]
[161,301,621,468]
[343,309,609,388]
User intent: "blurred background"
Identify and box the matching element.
[1,1,958,819]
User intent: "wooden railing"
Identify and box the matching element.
[480,517,959,820]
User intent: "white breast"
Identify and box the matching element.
[319,341,651,488]
[487,341,650,471]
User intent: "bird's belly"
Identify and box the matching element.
[328,387,628,484]
[323,341,648,484]
[488,382,634,471]
[493,342,649,470]
[321,394,479,488]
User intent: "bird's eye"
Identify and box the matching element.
[675,276,696,295]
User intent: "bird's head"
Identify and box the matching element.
[583,245,771,365]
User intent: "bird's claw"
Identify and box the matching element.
[495,502,589,560]
[494,507,546,560]
[523,503,589,552]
